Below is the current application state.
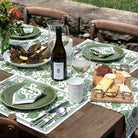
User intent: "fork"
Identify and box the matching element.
[123,58,138,73]
[123,58,138,66]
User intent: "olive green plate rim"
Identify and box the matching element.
[82,43,124,62]
[0,83,56,110]
[10,26,41,40]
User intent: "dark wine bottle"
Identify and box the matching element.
[51,26,67,81]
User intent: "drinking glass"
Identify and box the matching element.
[62,25,69,46]
[72,47,91,78]
[48,25,69,53]
[72,58,91,77]
[46,19,72,63]
[46,19,63,53]
[62,25,73,64]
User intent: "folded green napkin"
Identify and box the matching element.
[90,46,115,58]
[12,82,44,105]
[14,25,33,36]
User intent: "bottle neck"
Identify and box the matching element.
[56,26,62,35]
[54,26,64,48]
[56,34,62,40]
[55,33,63,45]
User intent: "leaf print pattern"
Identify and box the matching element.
[27,112,39,119]
[120,110,129,117]
[132,87,138,92]
[50,81,59,85]
[18,92,26,99]
[111,103,121,108]
[132,107,137,118]
[25,72,33,76]
[0,30,137,137]
[12,82,44,104]
[57,96,64,101]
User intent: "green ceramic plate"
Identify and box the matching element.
[0,82,56,110]
[10,26,41,40]
[82,43,124,62]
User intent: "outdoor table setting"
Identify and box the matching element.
[0,23,90,134]
[0,22,138,138]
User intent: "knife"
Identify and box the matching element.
[30,101,69,126]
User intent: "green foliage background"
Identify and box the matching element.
[72,0,138,13]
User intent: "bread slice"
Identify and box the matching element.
[105,85,120,97]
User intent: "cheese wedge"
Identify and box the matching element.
[113,73,125,84]
[94,77,114,93]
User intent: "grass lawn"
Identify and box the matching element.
[72,0,138,13]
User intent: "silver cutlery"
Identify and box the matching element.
[73,41,93,55]
[124,58,138,66]
[40,106,67,129]
[129,58,138,66]
[130,63,138,73]
[30,101,69,126]
[123,58,138,73]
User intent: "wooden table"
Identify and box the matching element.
[0,36,127,138]
[0,70,125,138]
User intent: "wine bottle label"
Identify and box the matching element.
[53,62,64,80]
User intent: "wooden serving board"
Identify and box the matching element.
[91,67,133,104]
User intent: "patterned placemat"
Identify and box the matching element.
[0,74,89,134]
